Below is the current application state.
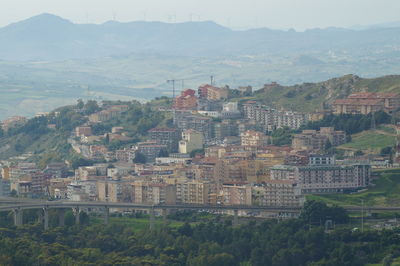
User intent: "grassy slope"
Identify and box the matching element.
[338,125,397,154]
[0,131,70,160]
[308,169,400,207]
[254,74,400,112]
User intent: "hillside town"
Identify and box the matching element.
[0,84,399,211]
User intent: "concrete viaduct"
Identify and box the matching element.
[0,199,398,230]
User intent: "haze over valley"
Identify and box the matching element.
[1,13,400,119]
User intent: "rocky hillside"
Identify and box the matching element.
[253,74,400,112]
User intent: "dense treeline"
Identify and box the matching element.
[304,111,392,135]
[0,201,398,265]
[0,218,398,265]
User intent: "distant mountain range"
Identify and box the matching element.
[1,14,400,120]
[1,13,400,61]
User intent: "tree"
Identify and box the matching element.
[300,200,349,224]
[70,157,94,169]
[133,152,146,164]
[355,150,364,156]
[380,146,393,156]
[190,149,205,158]
[76,99,84,109]
[84,100,100,115]
[324,140,332,151]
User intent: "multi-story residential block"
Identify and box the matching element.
[174,89,198,110]
[198,84,229,101]
[270,161,370,194]
[75,126,92,137]
[179,129,205,154]
[242,101,309,130]
[214,120,238,141]
[176,180,214,205]
[222,182,252,205]
[115,148,136,163]
[44,163,68,178]
[49,178,72,199]
[149,127,181,153]
[89,145,108,160]
[292,127,346,151]
[135,141,168,163]
[253,180,304,207]
[174,111,214,140]
[98,179,133,203]
[241,130,270,146]
[333,92,400,114]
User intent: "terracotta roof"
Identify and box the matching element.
[333,98,384,105]
[349,92,399,99]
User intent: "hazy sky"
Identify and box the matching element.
[1,0,400,30]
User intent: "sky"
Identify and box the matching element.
[1,0,400,30]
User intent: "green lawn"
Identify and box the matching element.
[307,169,400,207]
[339,126,396,153]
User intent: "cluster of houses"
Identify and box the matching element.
[1,84,398,209]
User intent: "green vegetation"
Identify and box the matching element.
[0,203,399,265]
[270,127,295,146]
[339,125,397,154]
[304,111,392,135]
[0,99,170,162]
[254,74,400,112]
[307,169,400,207]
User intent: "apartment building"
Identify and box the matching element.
[241,130,270,146]
[198,84,229,101]
[176,180,214,205]
[174,111,214,140]
[253,180,304,207]
[222,182,252,205]
[174,89,198,110]
[149,127,181,153]
[333,92,400,114]
[75,126,92,137]
[242,101,309,130]
[135,141,168,163]
[292,127,346,151]
[270,160,370,194]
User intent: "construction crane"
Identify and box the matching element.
[167,75,215,98]
[166,79,190,98]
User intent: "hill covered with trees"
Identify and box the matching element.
[252,74,400,112]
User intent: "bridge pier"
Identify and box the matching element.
[37,209,43,224]
[13,208,23,227]
[58,209,65,227]
[233,209,239,226]
[149,208,155,230]
[43,207,49,230]
[104,207,109,225]
[162,208,168,225]
[73,207,80,225]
